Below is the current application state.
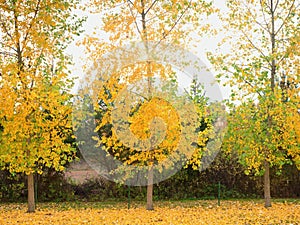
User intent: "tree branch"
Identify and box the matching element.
[241,30,272,67]
[23,0,41,45]
[127,1,141,35]
[224,66,264,99]
[0,51,16,57]
[260,0,271,33]
[0,16,14,43]
[275,0,296,36]
[242,1,270,34]
[145,0,158,15]
[155,0,192,47]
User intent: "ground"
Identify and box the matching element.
[0,200,299,224]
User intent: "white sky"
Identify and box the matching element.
[66,1,231,100]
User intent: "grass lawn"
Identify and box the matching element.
[0,199,299,224]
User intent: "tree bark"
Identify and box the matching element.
[27,173,35,213]
[263,0,274,209]
[264,160,271,208]
[146,166,154,210]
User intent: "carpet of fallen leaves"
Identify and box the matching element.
[0,200,299,224]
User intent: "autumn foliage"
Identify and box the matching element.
[0,0,83,212]
[209,0,300,207]
[1,200,299,224]
[0,0,299,218]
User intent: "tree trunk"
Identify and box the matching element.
[146,166,154,210]
[264,161,271,208]
[27,173,35,213]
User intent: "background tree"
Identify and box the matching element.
[0,0,83,212]
[209,0,300,207]
[82,0,215,210]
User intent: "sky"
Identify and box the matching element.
[66,1,231,100]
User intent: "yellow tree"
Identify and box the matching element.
[81,0,216,210]
[209,0,300,207]
[0,0,83,212]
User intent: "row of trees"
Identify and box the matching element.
[0,0,299,212]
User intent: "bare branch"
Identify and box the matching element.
[127,1,141,35]
[0,51,16,57]
[260,0,271,33]
[266,0,272,12]
[261,65,272,71]
[0,41,17,52]
[128,87,149,101]
[226,67,264,98]
[127,0,134,5]
[23,0,41,45]
[273,0,280,12]
[242,1,270,34]
[155,0,192,47]
[241,30,272,67]
[275,0,296,36]
[145,0,158,15]
[242,77,264,98]
[146,10,169,23]
[0,16,14,42]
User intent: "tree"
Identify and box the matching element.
[209,0,300,207]
[0,0,83,212]
[84,66,215,210]
[81,0,215,210]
